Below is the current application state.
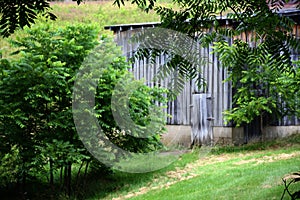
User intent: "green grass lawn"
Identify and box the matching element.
[78,135,300,200]
[128,150,300,200]
[94,135,300,200]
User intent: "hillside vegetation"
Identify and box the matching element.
[1,0,167,58]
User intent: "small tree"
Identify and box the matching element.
[0,22,168,197]
[0,22,99,196]
[214,39,300,129]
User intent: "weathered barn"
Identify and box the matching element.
[104,7,300,147]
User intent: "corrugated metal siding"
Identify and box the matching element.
[114,28,192,125]
[282,24,300,126]
[110,23,300,127]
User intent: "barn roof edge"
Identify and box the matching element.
[104,9,300,33]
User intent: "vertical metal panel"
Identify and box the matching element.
[110,23,300,128]
[191,93,213,145]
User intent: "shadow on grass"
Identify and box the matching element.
[72,150,198,200]
[0,150,198,200]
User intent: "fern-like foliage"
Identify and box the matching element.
[215,38,299,126]
[116,0,300,126]
[130,27,206,99]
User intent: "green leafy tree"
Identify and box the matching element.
[214,40,300,127]
[0,22,99,196]
[95,58,168,153]
[0,21,168,197]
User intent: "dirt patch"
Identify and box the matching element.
[262,184,272,188]
[234,152,300,166]
[112,165,198,200]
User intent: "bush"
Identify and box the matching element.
[0,145,20,188]
[0,22,168,197]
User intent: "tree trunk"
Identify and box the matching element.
[75,160,84,188]
[49,158,54,186]
[60,166,63,190]
[66,162,72,197]
[83,160,90,187]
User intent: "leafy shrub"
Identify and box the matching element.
[0,145,20,188]
[0,22,168,197]
[94,53,168,153]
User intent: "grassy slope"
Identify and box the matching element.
[0,0,165,58]
[129,150,300,200]
[100,135,300,200]
[50,1,161,27]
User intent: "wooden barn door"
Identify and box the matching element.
[191,93,213,146]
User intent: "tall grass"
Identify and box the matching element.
[50,1,161,26]
[1,0,169,58]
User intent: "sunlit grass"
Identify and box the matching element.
[1,0,168,59]
[129,152,299,200]
[79,135,300,200]
[50,1,161,26]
